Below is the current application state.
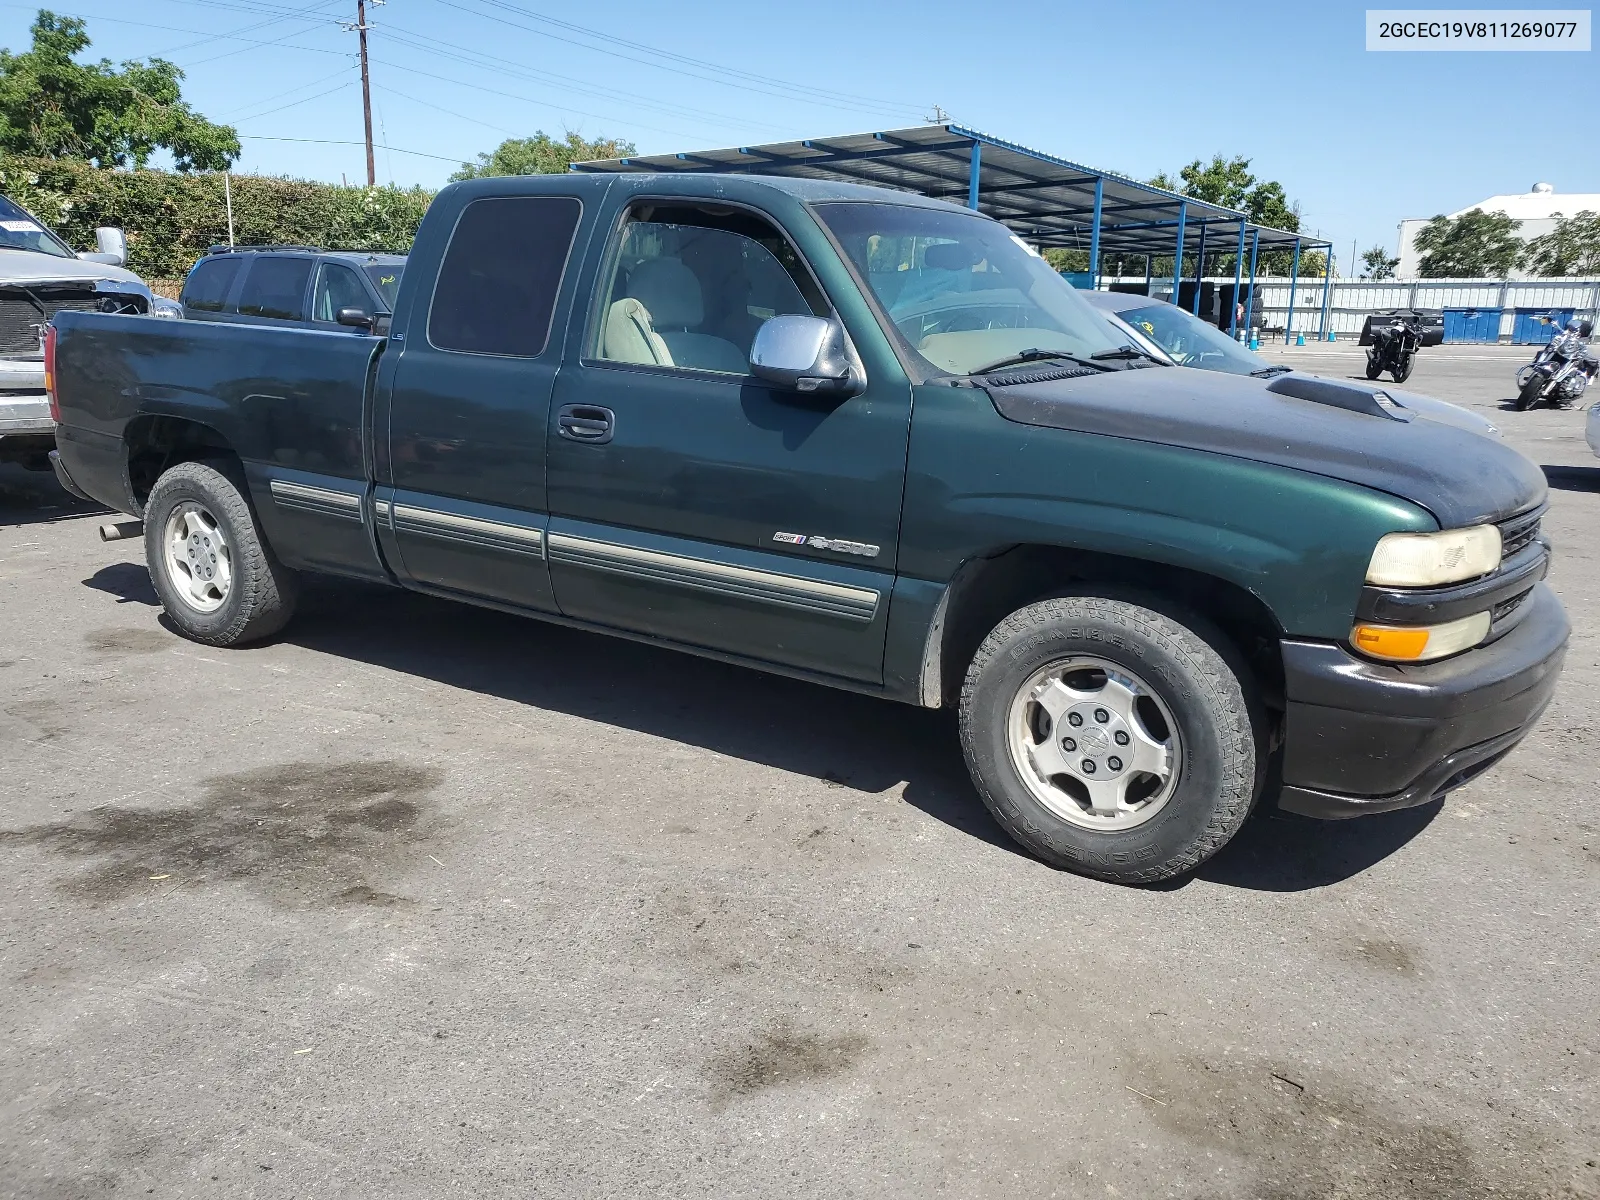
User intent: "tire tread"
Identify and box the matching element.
[958,595,1256,884]
[143,459,298,646]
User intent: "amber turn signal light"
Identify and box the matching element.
[1351,612,1491,663]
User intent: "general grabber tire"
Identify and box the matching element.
[958,594,1260,885]
[143,459,299,646]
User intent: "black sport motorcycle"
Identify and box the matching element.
[1365,315,1421,384]
[1515,318,1596,410]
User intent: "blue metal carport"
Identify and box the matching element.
[574,124,1332,342]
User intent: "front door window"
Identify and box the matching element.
[592,204,827,375]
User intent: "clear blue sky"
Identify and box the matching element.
[2,0,1596,270]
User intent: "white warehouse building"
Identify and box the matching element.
[1397,182,1600,280]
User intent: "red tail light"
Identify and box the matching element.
[44,323,58,423]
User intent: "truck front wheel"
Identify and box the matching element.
[143,460,299,646]
[958,595,1259,885]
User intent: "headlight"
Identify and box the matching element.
[1366,525,1501,587]
[1352,612,1491,662]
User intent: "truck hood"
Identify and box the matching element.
[985,366,1544,528]
[0,250,147,290]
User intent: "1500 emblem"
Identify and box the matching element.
[773,532,880,558]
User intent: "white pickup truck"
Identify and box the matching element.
[0,193,179,471]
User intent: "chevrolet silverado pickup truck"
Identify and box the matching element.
[47,172,1568,884]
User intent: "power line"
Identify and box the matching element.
[153,0,341,57]
[445,0,920,118]
[376,22,792,135]
[217,64,356,119]
[0,3,346,57]
[370,56,723,144]
[238,133,461,165]
[372,82,521,138]
[230,80,357,124]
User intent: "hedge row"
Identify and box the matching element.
[0,156,432,279]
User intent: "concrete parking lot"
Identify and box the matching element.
[2,342,1596,1199]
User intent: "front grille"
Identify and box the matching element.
[0,291,102,355]
[1498,509,1543,558]
[1492,589,1531,624]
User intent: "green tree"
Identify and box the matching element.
[0,10,238,170]
[451,130,636,181]
[1519,210,1600,276]
[1147,154,1312,275]
[1413,208,1522,277]
[1361,245,1399,280]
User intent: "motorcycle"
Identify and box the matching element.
[1515,318,1597,410]
[1365,314,1421,383]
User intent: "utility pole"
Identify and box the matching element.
[343,0,381,186]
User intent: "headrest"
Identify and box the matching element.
[627,258,702,329]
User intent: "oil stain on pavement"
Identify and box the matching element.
[706,1019,872,1107]
[84,627,171,654]
[0,759,444,906]
[1124,1050,1564,1200]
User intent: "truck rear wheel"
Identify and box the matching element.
[143,460,298,646]
[958,595,1258,885]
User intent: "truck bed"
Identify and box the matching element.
[52,310,386,576]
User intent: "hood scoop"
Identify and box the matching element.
[1266,374,1412,421]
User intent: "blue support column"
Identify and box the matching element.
[1229,221,1247,337]
[1088,177,1103,288]
[1318,247,1333,339]
[1190,222,1208,315]
[1246,229,1260,335]
[1170,202,1187,306]
[1284,237,1301,344]
[967,141,982,211]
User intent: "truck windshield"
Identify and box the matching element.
[364,263,402,309]
[813,201,1124,376]
[0,195,74,259]
[1115,302,1269,375]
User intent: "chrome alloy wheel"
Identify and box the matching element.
[162,501,232,613]
[1006,656,1181,831]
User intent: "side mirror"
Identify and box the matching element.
[336,306,376,330]
[749,314,861,397]
[76,227,128,266]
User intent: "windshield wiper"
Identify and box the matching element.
[968,348,1109,375]
[1091,344,1167,365]
[1249,365,1293,378]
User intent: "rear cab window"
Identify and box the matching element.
[428,196,582,356]
[236,256,313,322]
[181,257,243,312]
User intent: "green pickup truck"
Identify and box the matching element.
[47,172,1567,884]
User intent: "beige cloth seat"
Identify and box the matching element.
[600,257,748,374]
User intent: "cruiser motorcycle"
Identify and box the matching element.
[1365,314,1421,383]
[1515,318,1597,410]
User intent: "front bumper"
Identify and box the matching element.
[1277,582,1568,818]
